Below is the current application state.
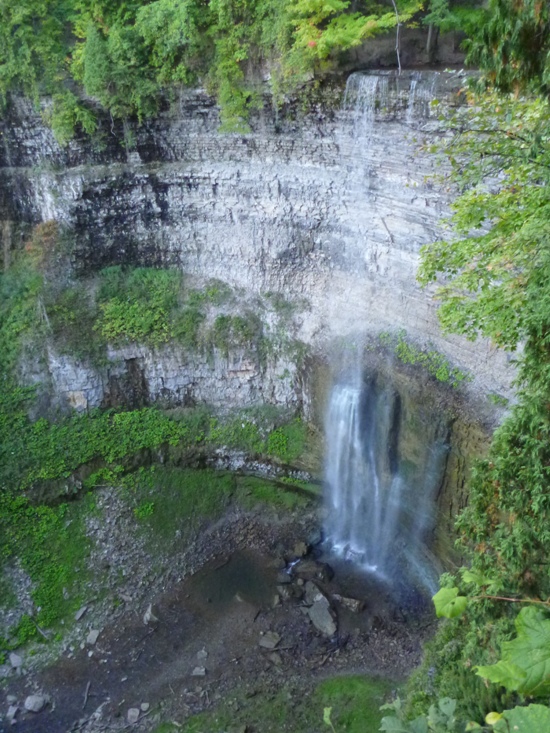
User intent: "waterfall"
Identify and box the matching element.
[324,71,447,592]
[324,376,448,591]
[405,73,420,123]
[324,381,402,572]
[342,73,389,141]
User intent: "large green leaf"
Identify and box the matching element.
[379,716,428,733]
[476,606,550,696]
[492,704,550,733]
[433,587,468,619]
[475,660,526,691]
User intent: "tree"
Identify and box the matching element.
[419,92,550,352]
[465,0,550,97]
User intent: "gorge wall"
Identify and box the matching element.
[0,71,514,415]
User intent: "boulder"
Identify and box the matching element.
[143,604,158,625]
[276,571,291,585]
[24,695,47,713]
[308,596,337,637]
[305,586,337,636]
[304,580,321,606]
[74,606,88,621]
[293,541,309,558]
[276,584,292,601]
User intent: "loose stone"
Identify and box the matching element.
[308,596,337,637]
[8,654,22,669]
[75,606,88,621]
[24,695,47,713]
[259,631,281,650]
[86,629,100,645]
[127,708,140,723]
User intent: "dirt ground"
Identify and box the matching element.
[1,501,435,733]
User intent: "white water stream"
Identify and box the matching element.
[324,72,447,592]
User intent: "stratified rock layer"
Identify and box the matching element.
[0,72,514,409]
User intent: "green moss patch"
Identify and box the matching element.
[152,675,397,733]
[0,493,93,647]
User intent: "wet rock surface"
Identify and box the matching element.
[0,499,435,733]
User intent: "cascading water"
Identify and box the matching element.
[324,72,449,593]
[324,380,402,572]
[324,372,449,592]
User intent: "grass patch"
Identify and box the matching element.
[317,676,398,733]
[122,467,312,555]
[0,575,17,610]
[159,675,397,733]
[123,467,235,550]
[234,475,309,512]
[0,493,93,647]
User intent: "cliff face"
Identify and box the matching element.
[0,71,514,412]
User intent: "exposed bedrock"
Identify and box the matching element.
[0,71,514,410]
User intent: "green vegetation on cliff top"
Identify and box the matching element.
[0,0,489,139]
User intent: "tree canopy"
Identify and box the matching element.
[410,0,550,726]
[0,0,425,138]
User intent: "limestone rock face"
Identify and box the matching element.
[40,342,300,412]
[0,72,514,408]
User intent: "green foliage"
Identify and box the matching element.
[0,0,72,106]
[134,500,155,519]
[235,475,307,511]
[381,696,462,732]
[487,394,508,408]
[45,265,280,361]
[412,59,550,733]
[433,587,468,619]
[45,91,98,145]
[0,0,427,139]
[209,312,263,356]
[0,493,91,643]
[492,704,550,733]
[173,674,395,733]
[266,418,306,463]
[124,467,234,547]
[464,0,550,96]
[379,331,471,386]
[96,266,183,347]
[476,606,550,697]
[419,93,550,351]
[423,1,482,32]
[316,676,397,733]
[47,284,104,363]
[207,414,264,453]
